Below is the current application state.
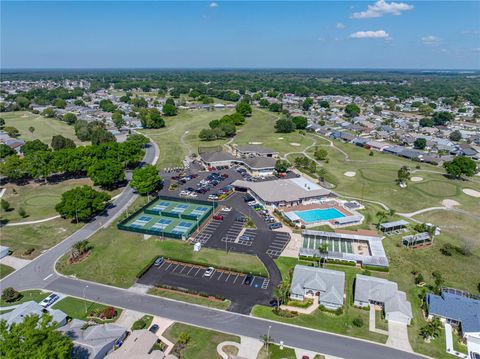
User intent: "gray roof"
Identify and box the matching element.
[232,178,331,203]
[402,232,431,243]
[290,265,345,306]
[427,291,480,334]
[200,151,235,163]
[240,156,277,170]
[354,275,412,320]
[379,220,409,230]
[106,329,164,359]
[59,319,127,359]
[0,301,67,327]
[236,145,278,154]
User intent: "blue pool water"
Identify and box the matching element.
[295,208,345,223]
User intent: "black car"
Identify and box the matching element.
[149,324,159,334]
[243,273,254,286]
[269,299,282,307]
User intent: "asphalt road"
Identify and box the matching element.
[0,142,425,359]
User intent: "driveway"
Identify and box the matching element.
[387,321,413,352]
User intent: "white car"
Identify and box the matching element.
[204,267,215,277]
[40,293,60,308]
[179,190,190,196]
[188,192,198,198]
[222,206,232,212]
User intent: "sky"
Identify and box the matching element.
[1,1,479,69]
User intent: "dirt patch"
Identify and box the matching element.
[411,176,423,182]
[222,345,239,358]
[463,189,480,198]
[290,143,301,147]
[344,171,356,177]
[442,199,460,208]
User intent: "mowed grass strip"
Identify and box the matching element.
[57,228,268,288]
[163,322,240,359]
[0,264,15,279]
[2,111,85,144]
[52,297,122,322]
[148,287,231,310]
[0,290,51,307]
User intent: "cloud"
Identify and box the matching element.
[351,0,413,19]
[421,35,442,46]
[209,2,218,8]
[349,30,390,39]
[336,22,345,29]
[473,48,480,53]
[461,30,480,35]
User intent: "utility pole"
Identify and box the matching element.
[82,285,89,314]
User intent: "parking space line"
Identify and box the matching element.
[217,272,223,280]
[186,266,194,275]
[195,268,201,276]
[165,262,173,270]
[233,274,239,284]
[179,265,187,273]
[157,261,166,269]
[172,263,179,272]
[225,273,231,282]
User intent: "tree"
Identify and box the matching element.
[235,101,252,117]
[0,313,73,358]
[302,97,314,111]
[314,148,328,161]
[444,156,476,178]
[18,207,27,218]
[345,103,360,118]
[55,186,111,222]
[273,286,282,310]
[1,287,21,303]
[24,151,53,183]
[28,126,35,136]
[51,135,76,151]
[319,100,330,109]
[414,138,427,150]
[291,116,308,129]
[259,99,269,108]
[268,103,283,112]
[130,165,161,195]
[111,112,126,129]
[21,139,49,155]
[162,103,177,116]
[177,332,190,345]
[318,243,328,268]
[3,126,19,138]
[419,117,434,127]
[87,160,125,188]
[274,118,295,133]
[63,112,77,125]
[0,118,4,129]
[420,319,442,341]
[432,111,454,126]
[42,107,55,118]
[99,99,117,112]
[397,166,411,185]
[69,240,92,262]
[274,159,290,173]
[0,144,15,159]
[449,130,462,142]
[0,155,26,180]
[199,128,217,141]
[1,199,11,212]
[53,98,66,108]
[139,108,165,129]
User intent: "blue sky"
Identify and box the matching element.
[1,1,479,69]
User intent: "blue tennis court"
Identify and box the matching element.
[152,201,171,211]
[171,204,189,213]
[151,218,172,230]
[191,206,209,216]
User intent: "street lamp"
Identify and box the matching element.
[267,325,272,358]
[83,285,89,314]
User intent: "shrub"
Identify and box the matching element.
[272,308,298,318]
[440,243,455,256]
[318,305,343,315]
[100,307,117,319]
[18,207,27,218]
[131,318,148,330]
[362,265,389,272]
[1,287,22,303]
[1,199,10,211]
[24,248,35,256]
[353,317,364,328]
[177,332,190,345]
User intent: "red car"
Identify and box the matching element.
[213,214,224,220]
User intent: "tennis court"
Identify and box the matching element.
[118,196,215,239]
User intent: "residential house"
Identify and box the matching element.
[106,329,175,359]
[0,301,68,327]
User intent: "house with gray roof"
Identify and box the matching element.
[0,301,67,328]
[234,145,279,158]
[199,150,236,168]
[354,274,412,325]
[106,329,171,359]
[290,265,345,309]
[58,319,127,359]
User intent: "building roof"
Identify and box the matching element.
[236,145,278,154]
[241,156,277,170]
[106,330,164,359]
[427,291,480,334]
[402,232,431,243]
[0,301,67,327]
[59,319,127,359]
[200,151,235,163]
[379,220,410,230]
[354,275,412,320]
[290,265,345,306]
[231,178,331,203]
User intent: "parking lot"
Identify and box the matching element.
[138,259,271,313]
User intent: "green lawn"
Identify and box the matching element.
[1,111,85,144]
[252,258,388,344]
[51,297,122,322]
[0,290,50,307]
[1,218,81,258]
[148,287,231,310]
[257,344,297,359]
[164,322,240,359]
[57,223,267,288]
[0,264,14,279]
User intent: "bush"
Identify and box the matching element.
[24,248,35,256]
[362,265,389,272]
[100,307,117,319]
[440,243,455,256]
[353,317,364,327]
[1,199,10,212]
[131,316,152,330]
[318,305,343,315]
[272,308,298,318]
[1,287,22,303]
[177,332,191,345]
[18,207,27,218]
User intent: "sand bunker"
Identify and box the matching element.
[249,142,263,145]
[463,189,480,198]
[344,171,356,177]
[442,199,459,208]
[411,177,423,182]
[290,143,301,147]
[278,137,284,140]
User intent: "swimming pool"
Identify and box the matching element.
[294,208,345,223]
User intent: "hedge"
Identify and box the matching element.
[362,265,389,272]
[136,256,158,278]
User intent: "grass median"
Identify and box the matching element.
[148,287,231,310]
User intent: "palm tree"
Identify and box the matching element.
[376,211,387,229]
[388,209,396,217]
[28,126,35,137]
[318,243,329,268]
[273,287,282,310]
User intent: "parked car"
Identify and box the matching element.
[244,273,254,286]
[154,257,164,266]
[204,267,215,277]
[236,216,247,222]
[269,222,283,230]
[149,324,159,334]
[213,214,224,220]
[40,293,60,308]
[269,299,283,307]
[222,207,232,212]
[239,235,250,241]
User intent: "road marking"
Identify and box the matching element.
[158,261,166,269]
[217,272,223,280]
[173,264,179,272]
[225,273,231,282]
[195,268,201,276]
[179,265,186,273]
[233,274,239,284]
[43,274,53,281]
[186,266,194,275]
[165,262,173,271]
